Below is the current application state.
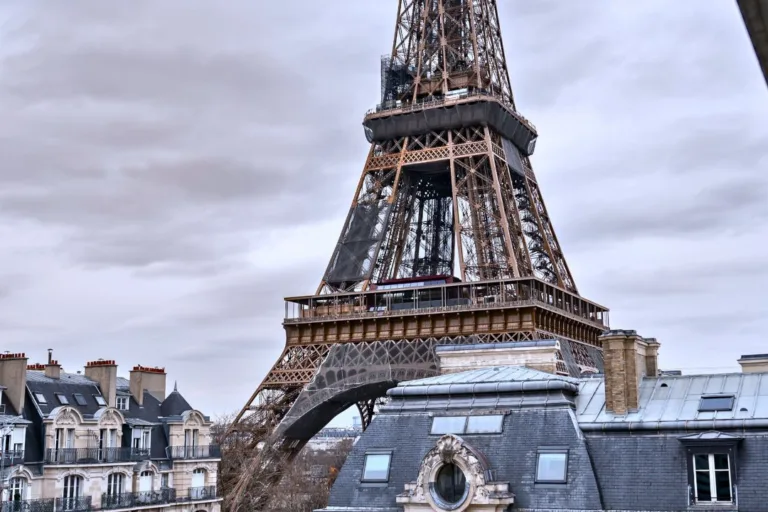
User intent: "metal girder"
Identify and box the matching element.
[224,2,602,510]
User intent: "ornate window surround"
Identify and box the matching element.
[397,434,514,512]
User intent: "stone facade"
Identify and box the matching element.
[0,354,221,512]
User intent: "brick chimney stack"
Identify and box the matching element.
[0,353,28,414]
[129,365,167,406]
[85,359,118,407]
[600,330,660,415]
[45,349,61,379]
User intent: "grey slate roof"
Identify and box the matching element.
[160,389,192,417]
[21,370,200,463]
[25,371,106,417]
[323,365,768,512]
[577,371,768,428]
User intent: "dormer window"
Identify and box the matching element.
[34,393,46,404]
[73,394,87,406]
[94,395,107,407]
[55,393,69,405]
[116,397,129,411]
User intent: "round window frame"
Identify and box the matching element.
[427,461,471,512]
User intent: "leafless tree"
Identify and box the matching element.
[213,412,354,512]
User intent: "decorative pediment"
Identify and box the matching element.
[397,434,514,512]
[54,408,82,426]
[182,410,205,427]
[95,408,124,427]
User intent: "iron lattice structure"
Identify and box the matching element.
[223,2,609,510]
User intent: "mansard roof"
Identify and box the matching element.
[25,371,105,417]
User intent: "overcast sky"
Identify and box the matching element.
[1,1,766,425]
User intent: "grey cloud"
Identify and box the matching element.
[0,1,766,418]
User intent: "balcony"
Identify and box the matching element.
[185,486,218,502]
[1,499,55,512]
[44,448,148,465]
[53,497,91,512]
[0,449,25,467]
[100,488,176,510]
[166,445,221,460]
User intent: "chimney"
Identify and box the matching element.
[0,353,28,414]
[45,350,61,379]
[85,359,118,407]
[737,354,768,373]
[129,365,167,406]
[436,340,561,375]
[600,330,660,415]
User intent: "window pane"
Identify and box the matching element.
[698,396,734,412]
[363,454,391,481]
[713,454,729,470]
[694,454,709,471]
[431,417,466,435]
[466,415,503,434]
[73,394,87,406]
[695,471,711,501]
[536,452,567,482]
[435,464,466,505]
[714,471,731,502]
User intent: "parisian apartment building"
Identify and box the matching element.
[0,352,221,512]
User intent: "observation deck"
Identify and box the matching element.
[363,90,539,156]
[284,277,609,347]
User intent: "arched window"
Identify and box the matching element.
[62,475,83,510]
[8,477,27,502]
[107,473,125,496]
[190,469,206,500]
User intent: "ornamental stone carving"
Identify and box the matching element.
[55,409,78,426]
[397,434,514,512]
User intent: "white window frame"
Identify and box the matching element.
[63,475,82,499]
[361,451,393,483]
[107,473,124,496]
[8,477,27,501]
[693,453,733,503]
[116,397,129,410]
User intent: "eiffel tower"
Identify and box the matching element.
[224,1,609,509]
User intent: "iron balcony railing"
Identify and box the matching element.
[0,449,25,466]
[100,488,176,510]
[0,499,55,512]
[166,445,221,460]
[187,486,217,501]
[53,496,91,512]
[44,447,149,465]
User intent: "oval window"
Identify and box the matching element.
[434,463,467,507]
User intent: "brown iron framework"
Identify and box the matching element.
[223,2,608,511]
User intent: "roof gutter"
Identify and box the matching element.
[580,418,768,432]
